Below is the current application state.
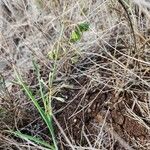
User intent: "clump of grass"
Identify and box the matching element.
[9,61,59,150]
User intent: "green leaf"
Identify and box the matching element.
[77,22,90,32]
[70,30,81,42]
[70,22,90,43]
[9,130,55,150]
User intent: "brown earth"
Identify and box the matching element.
[53,74,150,150]
[1,53,149,149]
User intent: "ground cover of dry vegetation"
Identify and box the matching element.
[0,0,150,149]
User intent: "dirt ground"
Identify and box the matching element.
[53,68,150,149]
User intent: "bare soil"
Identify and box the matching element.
[53,74,150,149]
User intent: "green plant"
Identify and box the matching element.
[70,22,90,42]
[10,63,59,150]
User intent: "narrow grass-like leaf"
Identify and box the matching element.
[32,61,47,109]
[9,130,55,150]
[13,66,58,150]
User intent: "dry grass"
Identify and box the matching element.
[0,0,150,149]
